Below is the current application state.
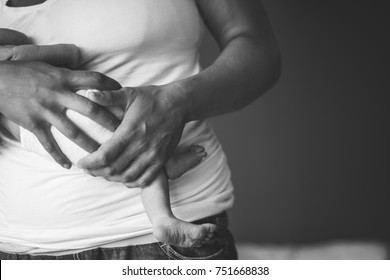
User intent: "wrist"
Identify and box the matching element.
[165,74,208,123]
[159,82,193,125]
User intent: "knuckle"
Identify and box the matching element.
[12,52,24,61]
[122,173,136,184]
[133,163,145,175]
[148,149,159,160]
[54,67,68,79]
[138,178,149,187]
[27,122,40,133]
[65,125,79,139]
[42,142,54,153]
[101,91,111,102]
[150,155,164,167]
[84,102,99,115]
[88,71,104,84]
[33,63,62,79]
[97,152,110,165]
[107,116,119,130]
[104,166,116,177]
[155,157,164,166]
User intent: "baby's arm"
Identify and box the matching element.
[0,28,80,69]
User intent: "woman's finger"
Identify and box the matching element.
[47,112,100,154]
[77,118,141,169]
[17,44,81,69]
[118,155,155,184]
[77,89,125,119]
[85,146,159,185]
[124,163,162,188]
[84,153,150,184]
[65,70,121,91]
[61,92,120,132]
[87,145,206,182]
[85,89,128,107]
[87,142,144,177]
[135,163,162,187]
[32,125,72,169]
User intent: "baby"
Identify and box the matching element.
[0,28,217,247]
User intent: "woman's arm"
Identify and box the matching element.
[176,0,281,121]
[0,28,205,177]
[0,28,80,69]
[78,0,281,186]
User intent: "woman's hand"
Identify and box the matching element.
[0,44,80,69]
[0,61,121,168]
[78,0,282,186]
[77,85,188,187]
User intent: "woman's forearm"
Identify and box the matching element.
[164,0,281,123]
[173,34,281,122]
[76,0,281,186]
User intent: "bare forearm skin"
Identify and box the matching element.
[165,0,281,123]
[178,35,280,122]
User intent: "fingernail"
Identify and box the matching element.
[82,169,91,175]
[63,163,71,169]
[200,152,207,159]
[139,181,147,187]
[87,89,103,97]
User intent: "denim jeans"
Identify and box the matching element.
[0,212,237,260]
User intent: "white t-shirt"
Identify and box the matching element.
[0,0,234,255]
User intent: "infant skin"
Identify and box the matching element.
[1,28,217,248]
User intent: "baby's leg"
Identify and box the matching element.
[142,171,217,247]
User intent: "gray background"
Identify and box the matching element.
[200,0,390,244]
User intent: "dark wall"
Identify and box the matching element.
[200,0,390,243]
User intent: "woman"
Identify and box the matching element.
[0,0,280,260]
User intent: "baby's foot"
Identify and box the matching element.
[165,145,207,180]
[153,217,217,247]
